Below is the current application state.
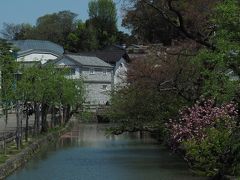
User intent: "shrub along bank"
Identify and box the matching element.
[167,100,240,178]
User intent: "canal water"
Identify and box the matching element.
[7,124,205,180]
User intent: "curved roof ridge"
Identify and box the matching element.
[11,39,64,56]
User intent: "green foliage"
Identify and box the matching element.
[1,6,129,51]
[213,0,240,48]
[192,0,240,103]
[17,65,84,107]
[107,83,187,136]
[122,1,178,45]
[88,0,118,48]
[0,23,34,40]
[0,39,18,107]
[65,21,98,52]
[16,65,85,132]
[77,110,95,123]
[1,11,78,46]
[15,23,35,40]
[183,127,232,176]
[61,77,85,107]
[34,11,78,46]
[88,0,117,31]
[167,1,240,177]
[183,117,240,177]
[193,51,238,103]
[0,155,8,164]
[115,31,136,46]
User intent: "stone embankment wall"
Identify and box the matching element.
[0,122,73,179]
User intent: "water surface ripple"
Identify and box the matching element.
[7,124,205,180]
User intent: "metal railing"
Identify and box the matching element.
[0,125,35,150]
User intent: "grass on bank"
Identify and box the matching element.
[0,139,33,165]
[0,124,67,165]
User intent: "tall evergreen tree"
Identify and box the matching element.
[88,0,118,48]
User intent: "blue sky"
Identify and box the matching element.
[0,0,127,33]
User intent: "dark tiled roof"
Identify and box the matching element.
[64,45,130,64]
[65,54,113,68]
[93,45,130,64]
[11,40,64,56]
[47,54,113,68]
[96,50,130,64]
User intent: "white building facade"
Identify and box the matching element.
[11,40,114,107]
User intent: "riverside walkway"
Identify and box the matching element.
[0,113,35,144]
[0,113,35,132]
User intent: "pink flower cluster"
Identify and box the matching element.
[167,100,238,148]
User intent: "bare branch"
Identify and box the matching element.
[141,0,215,50]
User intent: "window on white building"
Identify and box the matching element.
[103,69,107,75]
[89,68,95,75]
[102,85,107,90]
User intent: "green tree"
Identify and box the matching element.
[88,0,118,48]
[17,65,85,133]
[15,23,36,40]
[0,39,18,123]
[34,11,78,46]
[1,23,35,40]
[107,47,197,136]
[193,0,240,103]
[65,21,98,52]
[122,1,179,45]
[166,1,240,177]
[115,31,136,46]
[183,125,235,176]
[1,23,22,40]
[2,11,78,46]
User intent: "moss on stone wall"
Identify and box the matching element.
[0,121,74,179]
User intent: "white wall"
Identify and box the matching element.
[114,58,127,85]
[17,53,58,64]
[55,58,81,79]
[85,83,111,105]
[81,67,112,82]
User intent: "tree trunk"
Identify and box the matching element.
[34,102,40,135]
[16,101,21,150]
[25,113,29,142]
[59,106,63,125]
[139,130,143,139]
[66,104,71,122]
[51,106,55,128]
[41,103,48,133]
[63,106,66,124]
[4,108,8,127]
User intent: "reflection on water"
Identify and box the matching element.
[8,124,206,180]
